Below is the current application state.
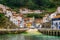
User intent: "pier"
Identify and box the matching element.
[0,28,29,34]
[38,28,60,36]
[0,28,60,36]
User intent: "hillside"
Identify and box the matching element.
[0,0,59,10]
[0,13,18,29]
[0,0,59,29]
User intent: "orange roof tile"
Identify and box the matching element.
[54,15,60,18]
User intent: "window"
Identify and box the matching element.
[55,22,58,27]
[59,22,60,25]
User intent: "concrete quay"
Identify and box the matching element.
[38,28,60,36]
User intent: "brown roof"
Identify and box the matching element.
[24,18,29,21]
[35,19,43,23]
[53,15,60,18]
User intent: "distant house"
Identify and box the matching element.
[23,17,35,28]
[5,9,12,17]
[0,4,10,13]
[57,7,60,13]
[20,8,29,14]
[43,14,50,23]
[0,4,6,13]
[51,14,60,29]
[49,12,57,19]
[9,13,24,28]
[33,10,42,13]
[34,19,43,28]
[19,8,42,14]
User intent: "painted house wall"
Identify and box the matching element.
[5,10,12,17]
[51,18,60,29]
[12,18,18,25]
[50,12,57,19]
[43,17,49,23]
[20,8,42,14]
[34,10,42,13]
[20,8,29,14]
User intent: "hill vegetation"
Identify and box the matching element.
[0,0,59,10]
[0,13,18,29]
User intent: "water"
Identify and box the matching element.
[0,34,60,40]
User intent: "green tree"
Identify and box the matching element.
[0,0,57,10]
[50,0,60,6]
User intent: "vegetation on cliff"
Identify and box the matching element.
[0,13,18,29]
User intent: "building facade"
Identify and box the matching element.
[51,15,60,29]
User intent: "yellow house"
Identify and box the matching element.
[26,22,32,28]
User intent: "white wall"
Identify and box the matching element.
[43,17,49,23]
[5,10,12,17]
[51,20,60,29]
[50,12,57,19]
[57,7,60,13]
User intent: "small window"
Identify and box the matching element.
[55,22,58,27]
[59,22,60,25]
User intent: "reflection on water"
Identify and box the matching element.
[0,34,60,40]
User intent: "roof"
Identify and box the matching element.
[53,14,60,18]
[35,19,43,23]
[24,18,29,21]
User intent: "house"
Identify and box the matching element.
[0,4,6,13]
[49,12,57,19]
[57,7,60,13]
[51,14,60,29]
[43,14,50,23]
[29,17,35,22]
[33,19,43,28]
[19,8,42,14]
[19,8,29,14]
[33,10,42,13]
[43,11,57,23]
[49,7,60,19]
[10,13,24,28]
[0,4,10,13]
[26,22,32,28]
[22,17,35,28]
[5,9,12,17]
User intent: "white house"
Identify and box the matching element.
[9,14,24,28]
[13,18,18,26]
[0,4,6,13]
[5,9,12,17]
[43,14,50,23]
[19,8,42,14]
[49,12,57,19]
[29,17,35,22]
[51,15,60,29]
[20,8,29,14]
[16,16,22,21]
[34,10,42,13]
[57,7,60,13]
[0,4,10,13]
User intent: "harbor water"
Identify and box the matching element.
[0,33,60,40]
